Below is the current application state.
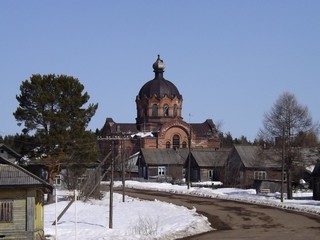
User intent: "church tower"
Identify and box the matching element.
[135,55,183,132]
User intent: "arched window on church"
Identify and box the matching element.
[173,104,178,117]
[163,104,169,116]
[166,141,171,149]
[173,135,180,150]
[152,104,158,117]
[182,141,187,148]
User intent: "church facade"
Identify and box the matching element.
[100,55,221,180]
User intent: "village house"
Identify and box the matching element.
[225,145,283,191]
[0,155,52,240]
[137,148,184,182]
[182,148,231,183]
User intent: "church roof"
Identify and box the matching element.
[102,118,219,138]
[191,119,217,137]
[138,55,182,99]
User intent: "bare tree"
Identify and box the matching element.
[259,92,318,199]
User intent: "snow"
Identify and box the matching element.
[45,181,320,240]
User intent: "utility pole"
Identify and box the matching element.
[109,140,114,228]
[97,135,130,228]
[281,126,285,203]
[187,114,192,189]
[121,137,126,202]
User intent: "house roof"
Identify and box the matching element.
[0,143,21,161]
[139,148,231,168]
[190,148,231,167]
[234,145,281,168]
[140,148,184,165]
[0,156,52,193]
[234,145,259,168]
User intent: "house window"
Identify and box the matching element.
[163,104,169,116]
[158,166,166,176]
[254,171,267,180]
[173,135,180,150]
[0,200,13,222]
[152,104,158,117]
[54,175,62,185]
[166,141,171,149]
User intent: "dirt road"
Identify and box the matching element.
[117,188,320,240]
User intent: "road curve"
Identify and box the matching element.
[116,188,320,240]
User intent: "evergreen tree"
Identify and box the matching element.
[13,74,99,198]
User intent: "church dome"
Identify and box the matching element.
[138,55,182,99]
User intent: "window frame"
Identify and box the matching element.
[254,171,267,180]
[182,141,187,148]
[152,104,158,117]
[172,135,180,150]
[163,104,169,116]
[158,166,166,176]
[54,174,62,186]
[0,200,13,223]
[173,104,178,117]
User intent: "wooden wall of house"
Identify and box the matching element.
[242,169,283,188]
[0,189,27,234]
[225,150,242,186]
[0,188,44,240]
[167,165,183,180]
[200,169,210,182]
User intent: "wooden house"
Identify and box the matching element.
[136,148,230,183]
[183,148,231,182]
[226,145,282,189]
[137,148,184,182]
[312,161,320,200]
[0,156,52,240]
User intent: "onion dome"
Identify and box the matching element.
[138,55,182,99]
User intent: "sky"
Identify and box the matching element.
[1,1,320,141]
[44,181,320,239]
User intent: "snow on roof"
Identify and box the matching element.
[131,131,154,138]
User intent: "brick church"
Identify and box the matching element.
[100,55,221,181]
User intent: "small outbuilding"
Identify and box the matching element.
[0,156,52,239]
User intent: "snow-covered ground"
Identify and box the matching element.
[44,181,320,240]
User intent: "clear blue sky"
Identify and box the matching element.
[1,1,319,141]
